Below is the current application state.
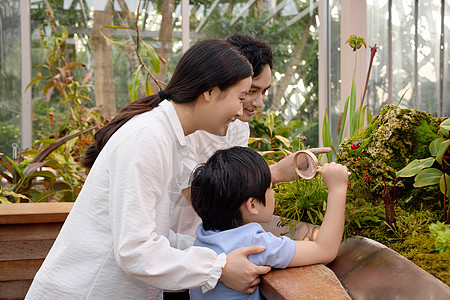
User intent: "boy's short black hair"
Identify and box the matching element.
[226,33,273,78]
[191,146,271,231]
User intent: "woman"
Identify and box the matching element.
[26,39,270,300]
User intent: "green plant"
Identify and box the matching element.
[344,199,385,239]
[385,209,435,242]
[274,174,328,236]
[429,221,450,254]
[248,111,303,161]
[0,128,94,203]
[100,2,166,100]
[396,118,450,223]
[26,1,93,128]
[322,35,376,162]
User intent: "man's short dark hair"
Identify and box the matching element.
[227,33,273,78]
[191,146,271,231]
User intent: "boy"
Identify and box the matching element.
[189,146,348,300]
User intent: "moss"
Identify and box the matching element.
[392,234,450,285]
[337,105,440,205]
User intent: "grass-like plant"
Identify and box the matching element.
[322,35,377,162]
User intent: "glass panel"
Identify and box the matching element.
[367,0,390,114]
[0,0,21,158]
[417,0,441,115]
[443,0,450,117]
[367,0,449,117]
[329,0,341,150]
[13,1,321,150]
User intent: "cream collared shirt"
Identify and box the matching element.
[26,101,226,300]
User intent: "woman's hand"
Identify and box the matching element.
[270,147,331,183]
[220,245,271,294]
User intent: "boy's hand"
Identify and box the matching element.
[319,162,349,192]
[220,245,271,294]
[270,147,331,183]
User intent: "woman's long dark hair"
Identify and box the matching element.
[82,39,252,168]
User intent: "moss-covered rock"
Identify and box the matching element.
[337,105,442,205]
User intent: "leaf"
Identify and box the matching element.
[439,174,450,197]
[266,113,275,137]
[277,120,302,135]
[100,26,136,47]
[440,118,450,131]
[63,61,85,72]
[396,88,409,107]
[396,157,435,178]
[322,109,333,163]
[436,139,450,165]
[429,137,443,157]
[43,80,55,102]
[0,196,11,204]
[145,82,152,96]
[128,65,142,101]
[23,161,49,177]
[413,168,442,187]
[4,156,22,177]
[1,190,29,201]
[141,41,161,73]
[274,135,291,149]
[25,73,48,93]
[440,127,449,137]
[339,96,350,144]
[32,189,72,202]
[349,77,357,134]
[248,137,271,145]
[358,105,367,131]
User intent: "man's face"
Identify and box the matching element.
[238,64,272,122]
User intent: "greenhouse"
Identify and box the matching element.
[1,0,449,299]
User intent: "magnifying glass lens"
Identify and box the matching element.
[296,152,317,179]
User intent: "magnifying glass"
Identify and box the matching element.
[294,150,350,180]
[294,150,321,180]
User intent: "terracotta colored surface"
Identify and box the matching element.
[327,236,450,300]
[261,264,351,300]
[0,202,73,224]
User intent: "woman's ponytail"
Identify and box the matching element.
[81,94,163,168]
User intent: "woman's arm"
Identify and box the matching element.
[220,246,271,294]
[288,162,348,266]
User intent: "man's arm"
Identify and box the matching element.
[270,147,331,183]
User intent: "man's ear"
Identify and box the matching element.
[244,197,259,215]
[203,88,214,103]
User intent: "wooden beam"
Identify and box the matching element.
[263,0,289,23]
[195,0,222,33]
[0,203,73,224]
[230,0,258,26]
[63,26,206,40]
[285,1,319,28]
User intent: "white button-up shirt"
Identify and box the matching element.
[172,120,250,236]
[26,101,226,300]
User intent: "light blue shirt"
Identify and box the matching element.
[189,222,296,300]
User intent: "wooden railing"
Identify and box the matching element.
[0,203,73,300]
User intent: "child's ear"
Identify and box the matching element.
[244,197,259,215]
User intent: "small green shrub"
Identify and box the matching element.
[429,222,450,254]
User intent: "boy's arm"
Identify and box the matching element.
[288,163,348,266]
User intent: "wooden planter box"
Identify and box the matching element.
[0,202,73,300]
